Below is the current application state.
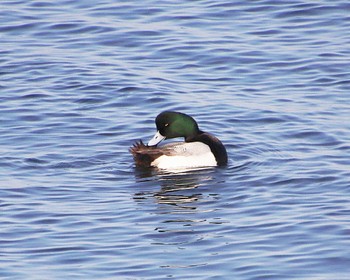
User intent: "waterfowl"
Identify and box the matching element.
[130,111,228,169]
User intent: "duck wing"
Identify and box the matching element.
[129,140,170,167]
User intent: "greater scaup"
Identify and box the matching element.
[130,111,227,169]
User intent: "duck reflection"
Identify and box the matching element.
[133,166,216,207]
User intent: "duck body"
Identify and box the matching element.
[130,111,228,170]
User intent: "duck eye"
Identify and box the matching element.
[165,123,169,127]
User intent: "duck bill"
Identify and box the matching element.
[148,131,165,146]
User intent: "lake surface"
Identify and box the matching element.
[1,0,350,279]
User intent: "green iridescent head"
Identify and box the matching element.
[148,111,199,146]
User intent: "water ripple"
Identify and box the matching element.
[1,0,350,279]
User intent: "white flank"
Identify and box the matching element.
[151,142,217,170]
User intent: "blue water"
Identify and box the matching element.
[1,0,350,279]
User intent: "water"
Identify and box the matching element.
[1,0,350,279]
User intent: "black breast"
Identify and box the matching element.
[188,132,228,166]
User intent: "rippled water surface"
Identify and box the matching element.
[1,0,350,279]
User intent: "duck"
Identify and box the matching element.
[130,111,228,170]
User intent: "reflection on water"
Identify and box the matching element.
[133,168,229,260]
[134,167,217,208]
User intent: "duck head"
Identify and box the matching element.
[148,111,200,146]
